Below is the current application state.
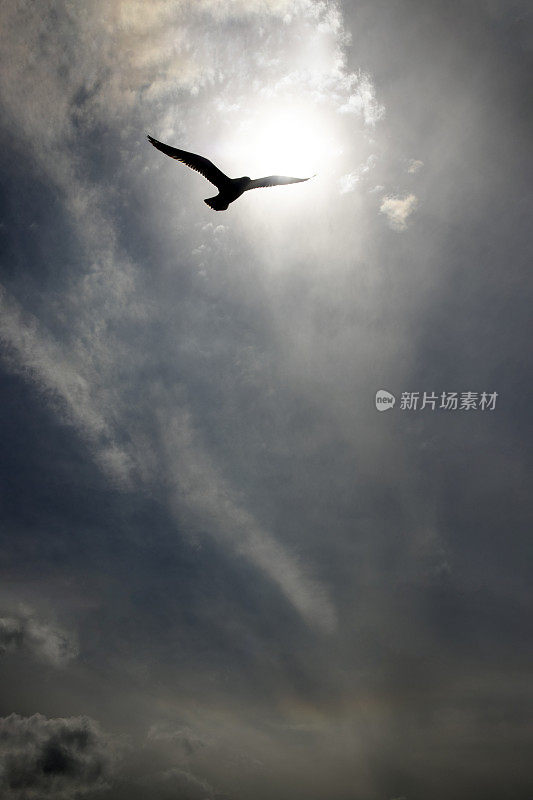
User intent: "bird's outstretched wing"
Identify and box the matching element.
[246,175,314,190]
[147,135,229,189]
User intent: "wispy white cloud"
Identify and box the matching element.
[337,73,385,126]
[339,154,377,193]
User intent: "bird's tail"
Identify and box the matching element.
[204,195,228,211]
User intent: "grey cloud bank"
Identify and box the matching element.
[0,713,113,799]
[0,1,532,799]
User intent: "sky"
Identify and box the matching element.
[0,1,532,798]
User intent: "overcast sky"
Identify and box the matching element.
[0,1,532,799]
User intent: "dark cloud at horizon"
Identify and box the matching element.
[0,713,114,799]
[0,1,532,799]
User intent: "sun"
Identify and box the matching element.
[223,102,342,180]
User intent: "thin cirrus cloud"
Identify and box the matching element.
[0,282,336,631]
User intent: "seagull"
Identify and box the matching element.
[147,135,314,211]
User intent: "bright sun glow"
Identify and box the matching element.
[223,103,343,180]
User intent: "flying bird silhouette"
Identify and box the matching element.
[147,135,313,211]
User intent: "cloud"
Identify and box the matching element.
[379,193,419,231]
[0,714,114,799]
[0,0,318,142]
[127,767,216,800]
[0,287,110,442]
[0,0,532,797]
[339,154,377,193]
[407,159,424,174]
[201,0,311,17]
[0,0,382,156]
[0,614,78,667]
[0,281,336,630]
[0,0,354,631]
[339,172,359,194]
[337,72,385,125]
[162,407,337,632]
[147,724,206,756]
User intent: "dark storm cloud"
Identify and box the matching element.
[0,714,114,799]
